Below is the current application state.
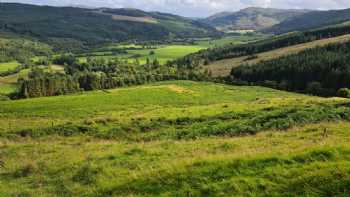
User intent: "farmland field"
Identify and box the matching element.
[77,34,266,65]
[1,81,350,195]
[78,44,206,64]
[0,61,20,74]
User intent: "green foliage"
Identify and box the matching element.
[0,3,220,51]
[337,88,350,98]
[0,38,52,63]
[176,23,350,67]
[230,41,350,96]
[18,56,210,98]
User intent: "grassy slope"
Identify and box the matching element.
[0,61,20,74]
[206,33,350,77]
[0,81,349,195]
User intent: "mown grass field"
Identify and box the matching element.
[206,33,350,76]
[195,34,265,48]
[0,81,350,196]
[77,35,265,65]
[0,61,20,74]
[78,45,206,65]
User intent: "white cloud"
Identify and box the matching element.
[3,0,350,17]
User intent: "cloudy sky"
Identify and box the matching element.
[3,0,350,17]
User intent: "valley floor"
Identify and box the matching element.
[0,81,349,196]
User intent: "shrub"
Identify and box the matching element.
[337,88,350,98]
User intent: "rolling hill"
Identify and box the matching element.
[1,81,350,195]
[202,7,309,32]
[205,33,350,76]
[265,8,350,34]
[0,3,220,51]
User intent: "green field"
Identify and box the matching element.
[0,61,20,74]
[127,45,206,64]
[1,81,350,195]
[79,44,206,64]
[77,35,266,65]
[195,34,265,48]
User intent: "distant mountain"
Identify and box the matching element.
[265,8,350,34]
[0,3,220,51]
[202,7,310,32]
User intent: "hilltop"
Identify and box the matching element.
[202,7,309,32]
[0,3,220,51]
[1,81,350,195]
[265,8,350,34]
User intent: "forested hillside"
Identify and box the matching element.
[202,7,309,32]
[229,41,350,97]
[0,3,220,51]
[174,22,350,68]
[0,37,52,63]
[265,8,350,34]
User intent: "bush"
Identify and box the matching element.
[337,88,350,98]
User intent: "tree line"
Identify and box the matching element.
[17,54,211,98]
[174,23,350,67]
[228,41,350,97]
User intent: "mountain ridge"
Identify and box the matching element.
[0,3,220,51]
[202,7,311,32]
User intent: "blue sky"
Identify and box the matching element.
[3,0,350,17]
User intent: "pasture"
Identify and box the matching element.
[0,81,350,195]
[77,34,265,65]
[78,44,205,65]
[0,61,20,74]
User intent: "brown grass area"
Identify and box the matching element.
[206,34,350,77]
[92,10,158,24]
[111,15,158,24]
[167,85,195,94]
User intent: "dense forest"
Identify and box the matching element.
[0,3,220,51]
[229,41,350,97]
[0,38,52,63]
[17,55,210,98]
[175,23,350,67]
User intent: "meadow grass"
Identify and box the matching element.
[0,121,349,196]
[78,35,264,65]
[1,81,350,196]
[196,34,265,48]
[79,44,206,65]
[0,61,20,74]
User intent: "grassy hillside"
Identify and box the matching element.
[0,61,20,74]
[265,8,350,34]
[202,7,309,32]
[0,81,350,195]
[0,3,220,51]
[229,39,350,97]
[206,33,350,76]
